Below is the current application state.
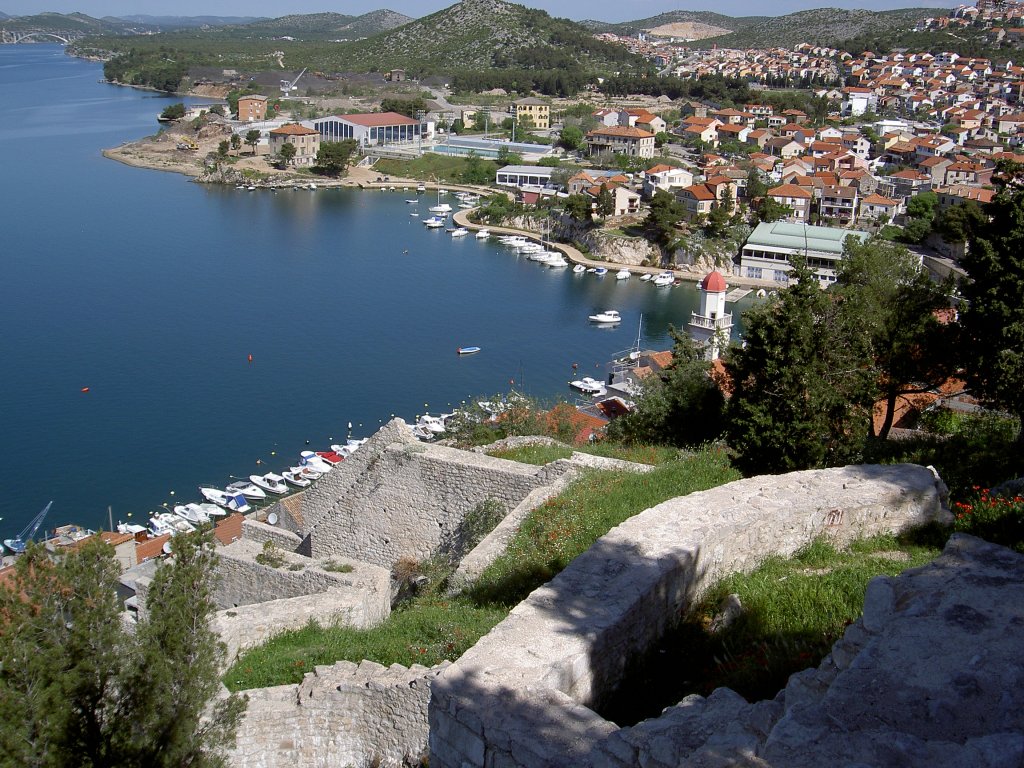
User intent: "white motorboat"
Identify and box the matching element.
[148,512,195,538]
[518,243,543,254]
[226,480,267,500]
[589,309,622,324]
[417,184,426,193]
[640,273,652,282]
[573,264,586,274]
[282,468,311,488]
[330,438,367,458]
[594,267,608,276]
[406,199,418,204]
[546,254,569,267]
[199,487,252,514]
[250,473,289,495]
[450,227,469,237]
[653,271,675,286]
[498,236,529,247]
[570,377,608,396]
[616,269,631,280]
[429,203,453,213]
[291,464,322,481]
[423,215,446,228]
[300,450,335,474]
[197,502,226,518]
[173,503,211,525]
[417,414,447,434]
[475,229,490,239]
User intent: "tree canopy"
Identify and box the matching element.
[315,139,359,176]
[960,162,1024,424]
[725,257,874,474]
[0,533,245,767]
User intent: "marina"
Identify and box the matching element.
[0,45,759,540]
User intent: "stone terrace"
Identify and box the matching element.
[429,463,953,767]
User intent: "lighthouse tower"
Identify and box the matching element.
[688,270,733,361]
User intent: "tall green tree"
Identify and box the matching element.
[834,237,956,439]
[314,139,359,176]
[596,185,615,218]
[0,533,244,767]
[607,328,726,447]
[244,129,261,156]
[960,161,1024,425]
[563,193,594,223]
[230,134,242,153]
[725,256,874,475]
[558,124,584,152]
[643,188,685,258]
[276,141,297,168]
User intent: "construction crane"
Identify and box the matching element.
[4,501,53,554]
[280,67,307,96]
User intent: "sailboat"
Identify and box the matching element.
[428,186,452,214]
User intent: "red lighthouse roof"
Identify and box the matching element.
[701,271,727,292]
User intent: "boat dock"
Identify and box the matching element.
[725,288,752,302]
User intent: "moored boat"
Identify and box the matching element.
[173,503,211,525]
[475,229,490,239]
[300,450,334,473]
[199,487,252,514]
[250,473,289,495]
[589,309,622,324]
[570,377,608,396]
[282,468,311,488]
[226,480,267,500]
[616,269,631,280]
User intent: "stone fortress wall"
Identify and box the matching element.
[428,464,955,768]
[222,420,1019,768]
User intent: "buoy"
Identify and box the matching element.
[248,354,253,363]
[80,387,90,393]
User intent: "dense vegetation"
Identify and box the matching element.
[0,532,245,765]
[103,47,191,92]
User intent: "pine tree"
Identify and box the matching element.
[961,161,1024,425]
[0,533,245,768]
[725,257,874,475]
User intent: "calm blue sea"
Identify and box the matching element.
[0,44,755,536]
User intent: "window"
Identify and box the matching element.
[746,266,763,279]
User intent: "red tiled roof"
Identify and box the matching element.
[587,125,655,139]
[270,123,319,136]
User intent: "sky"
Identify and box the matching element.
[4,0,961,24]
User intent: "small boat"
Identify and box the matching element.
[308,183,317,191]
[573,264,586,274]
[300,450,334,473]
[593,267,608,276]
[457,346,481,355]
[197,502,226,518]
[589,310,622,324]
[450,227,469,237]
[423,216,446,228]
[173,503,211,525]
[616,269,631,280]
[315,450,345,466]
[546,254,569,267]
[148,512,195,537]
[250,473,289,495]
[476,229,490,239]
[570,377,608,396]
[291,463,322,481]
[406,199,418,204]
[653,271,675,286]
[410,212,420,217]
[417,184,426,193]
[226,480,267,500]
[756,288,767,298]
[282,468,311,488]
[199,487,252,514]
[429,203,453,214]
[640,273,652,282]
[418,414,447,434]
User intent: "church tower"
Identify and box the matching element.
[688,270,733,361]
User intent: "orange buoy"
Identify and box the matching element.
[81,387,90,393]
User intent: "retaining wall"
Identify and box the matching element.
[230,660,446,768]
[297,419,570,568]
[429,463,952,767]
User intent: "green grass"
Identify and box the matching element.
[487,442,684,466]
[466,447,740,609]
[224,446,738,691]
[371,154,489,183]
[600,530,943,725]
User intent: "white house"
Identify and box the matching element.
[739,221,870,286]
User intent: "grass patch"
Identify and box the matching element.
[225,446,738,691]
[487,444,573,465]
[372,154,492,183]
[599,531,943,726]
[322,560,354,573]
[466,447,740,609]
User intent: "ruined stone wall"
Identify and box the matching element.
[298,419,566,568]
[230,660,446,768]
[212,539,390,663]
[429,464,953,767]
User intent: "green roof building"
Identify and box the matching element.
[739,221,869,286]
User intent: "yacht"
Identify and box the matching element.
[589,310,622,324]
[569,377,608,396]
[616,269,631,280]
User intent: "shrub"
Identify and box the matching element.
[952,486,1024,553]
[255,539,286,568]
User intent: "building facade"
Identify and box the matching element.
[237,95,268,122]
[312,112,422,147]
[511,98,550,130]
[268,124,320,166]
[739,221,870,286]
[585,126,656,158]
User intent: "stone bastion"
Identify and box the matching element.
[428,463,955,768]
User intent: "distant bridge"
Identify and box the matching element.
[0,29,83,44]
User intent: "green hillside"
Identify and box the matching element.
[700,7,947,49]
